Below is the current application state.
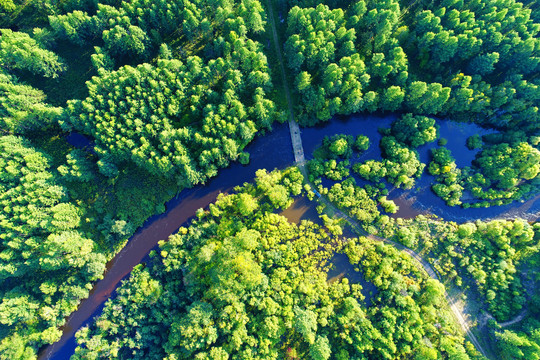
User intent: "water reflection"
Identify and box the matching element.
[279,196,320,225]
[41,123,294,360]
[327,253,378,307]
[45,115,539,359]
[301,114,540,222]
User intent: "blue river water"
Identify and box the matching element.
[46,114,539,359]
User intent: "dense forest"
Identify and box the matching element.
[0,0,282,356]
[59,0,280,185]
[284,0,540,206]
[305,130,540,359]
[0,0,539,358]
[490,247,540,360]
[284,0,539,130]
[72,169,482,360]
[377,216,540,360]
[0,135,105,356]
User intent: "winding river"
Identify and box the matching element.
[41,115,540,359]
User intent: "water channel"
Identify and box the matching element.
[42,114,540,359]
[301,114,540,222]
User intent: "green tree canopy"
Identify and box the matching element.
[0,29,65,78]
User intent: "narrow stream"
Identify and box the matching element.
[42,115,539,359]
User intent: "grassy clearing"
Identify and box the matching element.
[260,0,290,114]
[18,40,96,106]
[268,0,300,110]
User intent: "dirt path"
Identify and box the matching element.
[264,0,305,165]
[320,177,490,358]
[498,308,528,328]
[482,300,528,329]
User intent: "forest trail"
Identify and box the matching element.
[265,0,305,165]
[498,308,528,328]
[319,186,491,359]
[482,307,528,329]
[265,1,489,357]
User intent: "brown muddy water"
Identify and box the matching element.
[280,196,320,224]
[40,123,293,359]
[42,115,540,359]
[280,198,378,307]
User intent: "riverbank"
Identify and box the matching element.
[42,113,539,359]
